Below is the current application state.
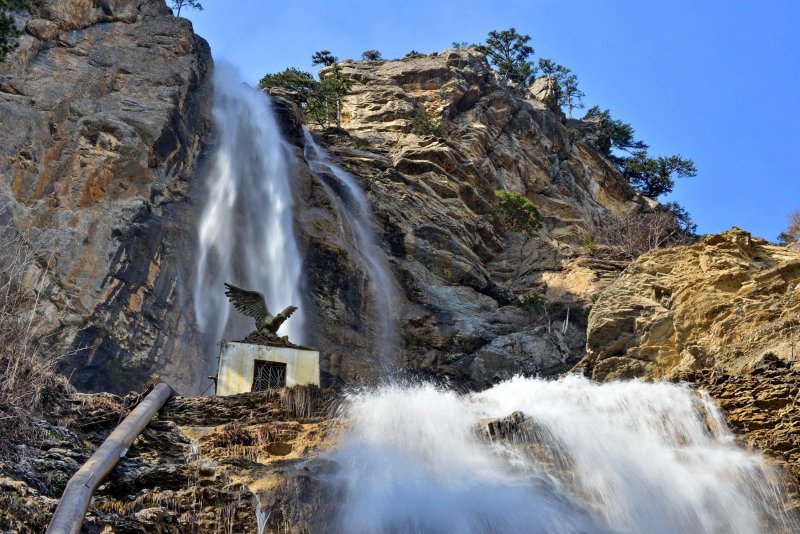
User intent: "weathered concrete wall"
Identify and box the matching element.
[216,342,320,396]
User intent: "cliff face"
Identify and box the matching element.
[1,8,653,393]
[293,49,651,387]
[0,0,213,393]
[578,228,800,381]
[577,228,800,497]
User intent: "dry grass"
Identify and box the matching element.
[596,210,692,260]
[0,220,67,457]
[204,423,254,449]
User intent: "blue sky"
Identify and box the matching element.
[182,0,799,241]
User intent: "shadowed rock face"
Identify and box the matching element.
[0,0,213,393]
[292,49,653,388]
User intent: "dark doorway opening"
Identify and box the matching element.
[252,360,287,391]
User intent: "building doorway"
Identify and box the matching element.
[252,360,287,391]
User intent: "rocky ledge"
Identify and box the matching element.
[577,228,800,500]
[0,386,336,532]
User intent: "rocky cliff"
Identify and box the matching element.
[2,3,656,393]
[0,0,212,393]
[577,228,800,499]
[290,49,652,388]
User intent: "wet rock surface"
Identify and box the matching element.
[0,387,337,533]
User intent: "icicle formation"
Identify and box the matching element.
[194,63,305,360]
[303,130,397,371]
[329,375,797,533]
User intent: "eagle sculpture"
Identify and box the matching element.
[224,283,297,343]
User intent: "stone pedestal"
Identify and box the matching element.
[215,342,320,396]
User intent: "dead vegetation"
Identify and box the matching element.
[594,210,694,259]
[0,219,67,457]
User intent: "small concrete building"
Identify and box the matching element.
[215,341,320,396]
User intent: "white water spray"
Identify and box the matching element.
[194,64,305,359]
[303,130,396,370]
[329,375,797,533]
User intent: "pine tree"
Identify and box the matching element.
[623,151,696,198]
[0,0,27,63]
[361,50,382,61]
[480,28,537,85]
[171,0,202,17]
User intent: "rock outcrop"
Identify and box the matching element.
[0,386,335,532]
[577,228,800,498]
[0,0,213,393]
[293,48,654,388]
[578,228,800,381]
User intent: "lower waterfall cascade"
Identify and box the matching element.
[326,375,798,533]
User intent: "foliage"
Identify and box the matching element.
[410,107,441,136]
[316,62,354,128]
[263,52,354,128]
[311,50,337,67]
[583,106,648,163]
[171,0,202,17]
[560,73,585,118]
[582,235,597,255]
[662,201,697,237]
[536,58,584,117]
[258,68,319,102]
[451,41,470,49]
[495,190,542,236]
[596,208,695,259]
[622,151,697,198]
[777,210,800,246]
[479,28,537,85]
[361,49,382,61]
[405,50,423,57]
[0,1,28,63]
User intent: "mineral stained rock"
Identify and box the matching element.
[0,0,213,393]
[578,228,800,381]
[294,48,655,388]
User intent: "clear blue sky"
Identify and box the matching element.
[182,0,799,241]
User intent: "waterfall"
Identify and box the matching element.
[302,130,397,371]
[329,375,797,533]
[194,64,305,364]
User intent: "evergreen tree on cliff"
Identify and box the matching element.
[311,50,353,128]
[0,0,27,63]
[171,0,202,17]
[480,28,537,85]
[623,151,697,198]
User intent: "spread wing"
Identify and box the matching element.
[277,305,298,321]
[224,283,269,321]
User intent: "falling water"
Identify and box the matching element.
[194,64,305,360]
[328,375,797,533]
[302,130,397,370]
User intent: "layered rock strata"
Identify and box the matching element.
[0,0,213,393]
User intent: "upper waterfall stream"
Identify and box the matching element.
[194,64,305,360]
[303,130,397,371]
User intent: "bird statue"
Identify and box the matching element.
[224,283,298,344]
